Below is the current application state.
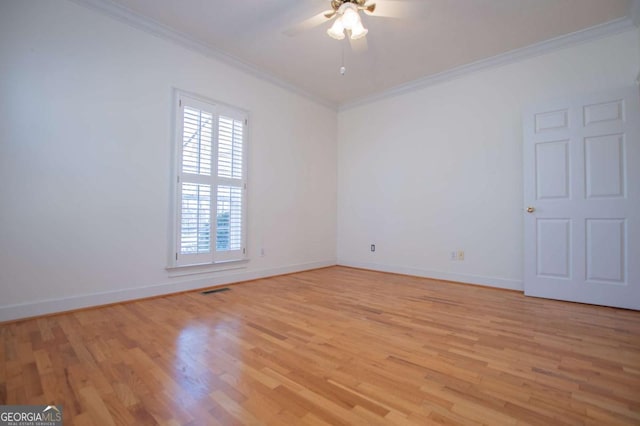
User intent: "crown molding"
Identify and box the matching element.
[66,0,636,112]
[68,0,338,111]
[340,17,636,111]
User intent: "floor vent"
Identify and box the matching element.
[201,287,231,295]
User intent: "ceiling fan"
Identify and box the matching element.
[284,0,425,45]
[324,0,375,40]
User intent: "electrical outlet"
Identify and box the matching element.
[458,250,464,261]
[450,251,457,261]
[371,244,376,252]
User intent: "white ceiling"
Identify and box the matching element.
[99,0,632,106]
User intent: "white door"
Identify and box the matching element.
[523,86,640,310]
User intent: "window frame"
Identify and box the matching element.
[168,89,248,269]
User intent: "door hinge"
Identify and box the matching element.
[177,175,180,183]
[179,99,182,107]
[175,253,178,260]
[244,118,248,126]
[243,183,247,190]
[243,248,246,255]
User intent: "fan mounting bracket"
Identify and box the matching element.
[330,0,368,11]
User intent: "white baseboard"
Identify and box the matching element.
[1,259,521,322]
[0,259,336,322]
[337,260,523,291]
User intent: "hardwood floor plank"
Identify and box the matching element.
[210,390,262,425]
[79,386,116,426]
[1,266,639,425]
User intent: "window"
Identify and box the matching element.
[172,91,247,267]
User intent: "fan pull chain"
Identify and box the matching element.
[340,43,346,75]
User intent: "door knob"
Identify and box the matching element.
[526,206,535,213]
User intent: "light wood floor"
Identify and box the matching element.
[1,266,639,425]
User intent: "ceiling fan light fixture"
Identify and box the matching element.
[350,21,368,40]
[327,16,346,40]
[326,1,370,41]
[340,4,360,30]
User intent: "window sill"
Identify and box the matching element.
[166,258,249,278]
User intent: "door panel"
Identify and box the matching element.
[535,140,570,200]
[534,109,568,132]
[584,134,625,199]
[523,87,639,310]
[583,99,624,126]
[585,219,625,284]
[536,219,571,279]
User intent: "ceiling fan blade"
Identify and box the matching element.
[368,0,428,19]
[349,35,368,53]
[283,11,334,36]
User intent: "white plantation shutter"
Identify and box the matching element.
[216,185,243,249]
[180,183,211,254]
[182,107,212,176]
[174,92,247,266]
[217,116,243,179]
[214,114,245,261]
